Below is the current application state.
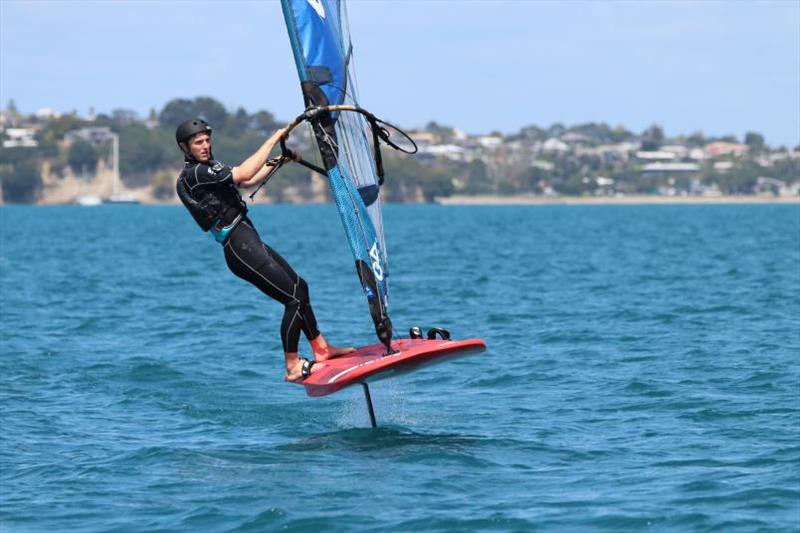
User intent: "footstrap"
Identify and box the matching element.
[300,357,315,378]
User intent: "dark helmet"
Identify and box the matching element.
[175,118,212,146]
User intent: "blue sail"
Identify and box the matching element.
[282,0,393,347]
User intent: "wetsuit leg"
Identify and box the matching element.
[259,241,320,342]
[223,220,320,353]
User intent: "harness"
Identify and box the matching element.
[210,213,244,244]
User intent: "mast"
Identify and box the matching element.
[111,133,120,197]
[281,0,394,351]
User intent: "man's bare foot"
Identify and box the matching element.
[314,344,355,361]
[285,357,319,382]
[311,335,355,361]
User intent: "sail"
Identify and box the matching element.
[281,0,393,348]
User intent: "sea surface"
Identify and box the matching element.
[1,203,799,532]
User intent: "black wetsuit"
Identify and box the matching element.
[177,160,320,353]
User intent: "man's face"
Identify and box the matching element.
[188,133,212,162]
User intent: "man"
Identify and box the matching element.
[174,118,352,382]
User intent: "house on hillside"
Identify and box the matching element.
[475,135,503,150]
[3,128,38,148]
[712,161,735,173]
[408,131,439,149]
[640,162,700,179]
[754,177,787,195]
[704,142,748,158]
[64,126,114,145]
[35,108,61,120]
[574,142,637,162]
[542,137,569,153]
[418,144,467,162]
[561,132,591,147]
[753,177,800,196]
[635,150,677,162]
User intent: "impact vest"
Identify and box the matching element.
[176,160,247,241]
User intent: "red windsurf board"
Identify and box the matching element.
[294,337,486,397]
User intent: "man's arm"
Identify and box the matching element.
[237,150,303,189]
[238,162,273,188]
[231,128,286,185]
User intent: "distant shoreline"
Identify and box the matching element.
[2,194,798,207]
[434,194,800,205]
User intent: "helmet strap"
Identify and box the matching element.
[178,141,213,164]
[178,142,197,163]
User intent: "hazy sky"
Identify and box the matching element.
[2,0,799,146]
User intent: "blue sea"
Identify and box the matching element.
[2,203,799,532]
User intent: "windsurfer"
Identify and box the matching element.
[174,118,353,382]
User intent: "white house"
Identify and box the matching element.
[420,144,467,162]
[640,162,700,178]
[635,150,677,161]
[35,108,61,120]
[64,126,114,145]
[542,137,569,153]
[3,128,38,148]
[476,135,503,150]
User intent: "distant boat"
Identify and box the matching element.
[104,194,139,204]
[104,133,140,204]
[75,194,102,206]
[75,164,102,206]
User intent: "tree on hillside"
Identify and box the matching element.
[687,131,706,147]
[381,153,454,202]
[0,146,37,166]
[547,123,566,137]
[35,135,59,158]
[744,131,765,153]
[715,161,760,194]
[569,122,614,143]
[118,123,174,183]
[516,124,547,142]
[111,108,138,127]
[158,97,228,130]
[5,99,20,126]
[464,159,492,193]
[212,133,264,168]
[610,124,635,143]
[194,97,228,128]
[771,155,800,182]
[227,107,250,136]
[641,124,665,151]
[0,158,41,202]
[515,165,552,194]
[38,115,87,142]
[424,121,456,143]
[251,110,280,136]
[425,121,453,135]
[67,139,98,177]
[158,98,197,128]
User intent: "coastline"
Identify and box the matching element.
[434,194,800,206]
[5,193,799,207]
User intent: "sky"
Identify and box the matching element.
[1,0,799,147]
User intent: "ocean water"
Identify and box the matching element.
[1,203,799,532]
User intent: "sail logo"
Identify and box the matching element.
[307,0,326,18]
[369,242,384,282]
